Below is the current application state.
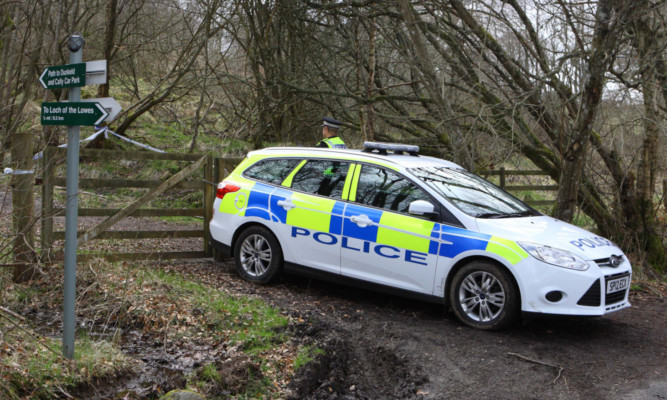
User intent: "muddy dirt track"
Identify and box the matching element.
[168,259,667,400]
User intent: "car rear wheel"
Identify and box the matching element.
[234,226,283,284]
[449,261,519,330]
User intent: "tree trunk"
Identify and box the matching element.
[553,0,619,222]
[11,130,37,282]
[398,0,473,169]
[365,17,377,142]
[98,0,117,98]
[634,12,666,270]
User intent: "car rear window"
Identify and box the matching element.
[355,165,431,213]
[290,159,351,199]
[244,158,301,185]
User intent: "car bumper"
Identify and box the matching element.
[516,259,632,317]
[209,235,232,259]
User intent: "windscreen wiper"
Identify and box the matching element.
[476,211,532,219]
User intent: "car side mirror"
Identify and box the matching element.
[408,200,439,220]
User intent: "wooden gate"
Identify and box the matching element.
[481,167,558,207]
[40,146,241,262]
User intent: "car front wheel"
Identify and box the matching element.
[449,261,519,330]
[234,226,283,284]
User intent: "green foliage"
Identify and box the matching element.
[0,329,133,399]
[149,189,203,210]
[199,363,220,383]
[139,121,190,152]
[293,345,325,371]
[138,268,288,397]
[571,212,596,231]
[144,268,288,351]
[13,285,40,305]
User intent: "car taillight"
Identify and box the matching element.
[216,182,240,199]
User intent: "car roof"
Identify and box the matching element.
[247,146,464,170]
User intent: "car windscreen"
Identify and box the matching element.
[409,166,539,218]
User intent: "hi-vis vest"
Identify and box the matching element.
[320,136,347,149]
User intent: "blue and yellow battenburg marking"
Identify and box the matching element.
[220,181,529,266]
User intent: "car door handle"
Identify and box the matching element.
[277,199,296,211]
[350,214,373,227]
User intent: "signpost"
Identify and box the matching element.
[81,97,121,122]
[84,60,108,85]
[61,33,84,361]
[39,34,120,360]
[41,102,109,126]
[39,63,86,90]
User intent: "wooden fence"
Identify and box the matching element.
[40,148,561,262]
[40,146,241,262]
[480,167,557,206]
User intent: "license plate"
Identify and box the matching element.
[606,276,630,294]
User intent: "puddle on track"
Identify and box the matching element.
[73,330,226,399]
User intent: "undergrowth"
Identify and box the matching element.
[0,311,134,399]
[0,259,298,398]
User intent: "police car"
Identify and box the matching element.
[209,142,632,330]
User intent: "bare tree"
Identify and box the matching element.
[113,0,223,136]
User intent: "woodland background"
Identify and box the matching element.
[1,0,665,275]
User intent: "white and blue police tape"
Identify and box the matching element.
[4,168,34,175]
[33,127,165,160]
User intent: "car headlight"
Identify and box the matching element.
[518,242,589,271]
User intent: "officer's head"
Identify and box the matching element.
[322,116,341,138]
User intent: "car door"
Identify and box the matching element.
[272,158,352,274]
[340,164,440,294]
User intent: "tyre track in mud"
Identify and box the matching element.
[171,259,666,400]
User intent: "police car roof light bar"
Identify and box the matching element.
[362,142,419,156]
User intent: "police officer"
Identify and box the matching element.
[316,117,347,148]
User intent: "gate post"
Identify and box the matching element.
[41,146,55,261]
[203,155,214,257]
[212,157,227,261]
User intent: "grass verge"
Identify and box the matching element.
[0,313,134,399]
[0,259,302,399]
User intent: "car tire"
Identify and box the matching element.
[234,226,283,284]
[449,261,519,330]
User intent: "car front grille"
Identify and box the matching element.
[595,255,624,268]
[605,272,630,305]
[577,272,630,308]
[577,280,601,307]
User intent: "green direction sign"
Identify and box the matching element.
[39,63,86,90]
[41,102,109,126]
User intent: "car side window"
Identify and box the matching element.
[244,158,301,185]
[355,165,431,213]
[290,159,351,199]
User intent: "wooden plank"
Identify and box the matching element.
[41,146,55,258]
[203,155,214,257]
[78,155,207,245]
[505,185,559,191]
[499,167,505,189]
[0,263,32,268]
[54,178,205,190]
[54,230,204,240]
[53,208,204,217]
[213,157,225,261]
[525,200,555,206]
[480,170,551,176]
[221,158,243,176]
[214,157,225,183]
[78,251,207,262]
[52,147,204,161]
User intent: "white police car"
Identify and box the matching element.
[210,142,632,330]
